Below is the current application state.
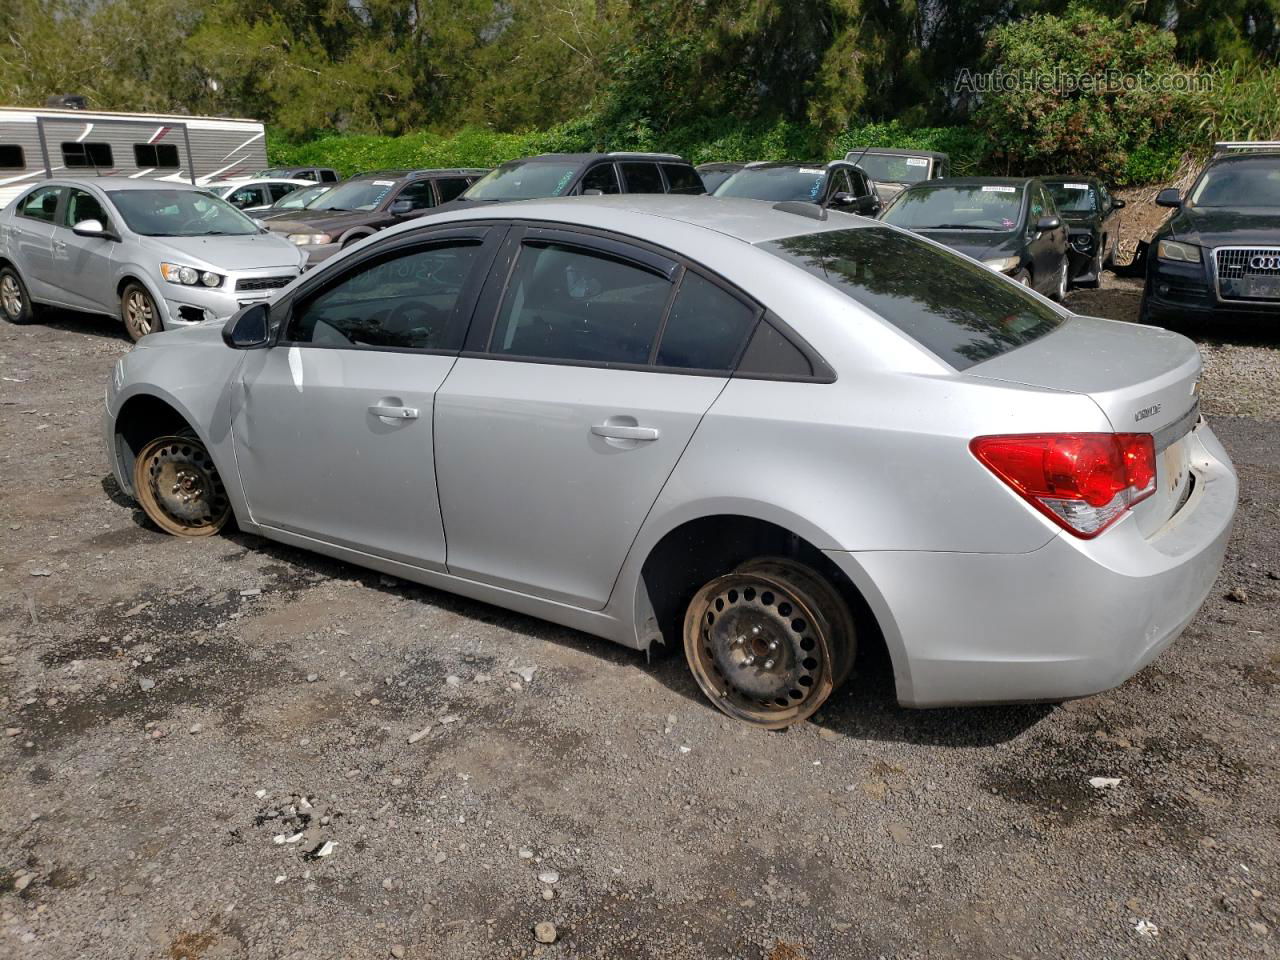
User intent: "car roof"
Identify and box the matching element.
[845,148,948,160]
[348,168,488,181]
[696,162,746,171]
[1207,151,1280,166]
[391,194,870,245]
[40,177,202,192]
[741,162,832,170]
[502,152,690,166]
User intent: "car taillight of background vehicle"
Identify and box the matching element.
[970,433,1157,538]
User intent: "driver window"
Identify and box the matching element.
[396,180,436,211]
[286,241,485,351]
[580,163,620,195]
[488,242,671,365]
[1029,188,1046,222]
[63,188,109,229]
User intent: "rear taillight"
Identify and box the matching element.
[970,433,1157,538]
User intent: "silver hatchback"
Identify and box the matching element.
[102,196,1236,728]
[0,178,304,341]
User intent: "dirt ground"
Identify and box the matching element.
[1,277,1278,960]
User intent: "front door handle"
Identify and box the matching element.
[368,403,419,420]
[591,423,659,441]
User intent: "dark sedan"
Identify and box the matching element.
[879,177,1070,300]
[1140,147,1280,327]
[712,161,882,216]
[268,169,487,265]
[1043,177,1125,288]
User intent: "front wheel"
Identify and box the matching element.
[683,557,855,729]
[121,282,159,341]
[0,266,35,325]
[132,434,231,537]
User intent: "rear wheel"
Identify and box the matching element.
[121,282,158,341]
[683,557,855,729]
[0,266,35,324]
[132,434,231,537]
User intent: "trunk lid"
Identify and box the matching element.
[969,315,1202,536]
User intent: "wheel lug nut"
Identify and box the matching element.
[742,655,756,666]
[751,625,761,635]
[768,640,778,651]
[763,659,775,669]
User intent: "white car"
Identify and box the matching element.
[207,178,312,215]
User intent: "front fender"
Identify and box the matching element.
[113,266,172,327]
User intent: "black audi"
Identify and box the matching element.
[1042,177,1125,288]
[879,177,1070,300]
[1141,147,1280,326]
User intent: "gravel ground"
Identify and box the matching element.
[1,294,1278,960]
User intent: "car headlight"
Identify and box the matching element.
[1157,240,1201,263]
[287,233,333,246]
[160,263,223,287]
[982,256,1020,273]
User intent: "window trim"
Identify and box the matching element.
[60,141,114,169]
[271,225,502,355]
[0,144,25,169]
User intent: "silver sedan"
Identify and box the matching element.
[102,196,1237,728]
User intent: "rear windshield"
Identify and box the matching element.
[715,167,828,202]
[463,161,581,201]
[760,226,1064,370]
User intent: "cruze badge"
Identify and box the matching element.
[1249,254,1280,270]
[1134,403,1162,422]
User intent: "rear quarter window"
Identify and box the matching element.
[760,226,1063,370]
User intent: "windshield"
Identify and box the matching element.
[309,178,399,211]
[881,184,1024,231]
[462,161,582,201]
[1045,182,1098,214]
[698,169,738,193]
[852,154,933,184]
[1188,158,1280,208]
[760,226,1063,370]
[107,189,259,237]
[714,167,828,202]
[254,168,293,179]
[275,185,329,210]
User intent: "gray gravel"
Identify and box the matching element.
[1,304,1277,959]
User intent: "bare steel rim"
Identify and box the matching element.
[683,557,856,729]
[123,287,156,339]
[1056,259,1069,299]
[132,435,230,537]
[1,274,22,319]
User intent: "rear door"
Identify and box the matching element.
[231,226,502,569]
[434,227,760,608]
[9,185,63,300]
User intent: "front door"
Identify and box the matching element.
[231,228,500,569]
[54,187,117,311]
[434,228,760,609]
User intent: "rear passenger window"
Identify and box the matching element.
[19,186,61,223]
[661,164,705,195]
[287,241,484,351]
[580,164,620,195]
[489,242,671,365]
[656,272,756,370]
[736,320,821,379]
[620,162,664,194]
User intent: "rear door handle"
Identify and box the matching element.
[591,423,659,441]
[368,403,419,420]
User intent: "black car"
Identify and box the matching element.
[879,177,1070,300]
[711,160,882,216]
[1140,146,1280,326]
[268,168,488,266]
[440,153,705,209]
[695,162,746,193]
[1042,177,1125,288]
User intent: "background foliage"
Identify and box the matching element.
[2,0,1278,185]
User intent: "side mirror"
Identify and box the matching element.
[1036,215,1062,232]
[389,199,414,215]
[72,219,116,240]
[828,191,856,208]
[1156,188,1181,208]
[222,302,270,349]
[1111,198,1127,209]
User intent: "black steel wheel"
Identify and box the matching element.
[132,434,231,537]
[683,557,855,729]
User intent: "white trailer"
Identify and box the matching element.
[0,107,268,209]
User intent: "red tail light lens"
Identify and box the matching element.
[971,433,1157,538]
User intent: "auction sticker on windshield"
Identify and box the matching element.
[982,186,1016,192]
[1063,183,1090,190]
[906,158,929,166]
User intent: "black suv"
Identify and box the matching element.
[440,153,705,208]
[880,177,1070,300]
[1141,144,1280,326]
[268,168,488,266]
[711,160,882,216]
[1042,177,1125,288]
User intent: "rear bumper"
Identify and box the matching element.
[827,420,1237,707]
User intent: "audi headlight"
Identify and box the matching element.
[287,233,332,246]
[160,262,223,287]
[1157,240,1201,263]
[982,256,1020,273]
